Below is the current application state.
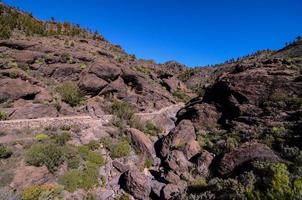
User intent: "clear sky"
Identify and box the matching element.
[3,0,302,67]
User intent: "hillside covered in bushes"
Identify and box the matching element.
[0,2,302,200]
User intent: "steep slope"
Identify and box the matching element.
[0,3,192,120]
[156,39,302,199]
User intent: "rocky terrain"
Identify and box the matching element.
[0,3,302,200]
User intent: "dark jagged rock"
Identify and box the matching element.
[218,142,280,176]
[126,128,156,159]
[78,73,108,95]
[89,60,121,82]
[121,169,151,200]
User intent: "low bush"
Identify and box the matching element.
[85,140,100,151]
[22,184,63,200]
[111,99,135,121]
[0,145,12,159]
[0,111,8,120]
[144,121,161,136]
[116,194,131,200]
[172,88,190,102]
[52,131,71,145]
[178,68,197,82]
[99,137,113,149]
[56,81,83,107]
[35,133,49,141]
[188,177,207,193]
[100,137,131,158]
[78,146,105,166]
[144,159,153,169]
[25,143,65,172]
[129,117,161,136]
[110,140,131,158]
[59,164,99,192]
[64,145,81,169]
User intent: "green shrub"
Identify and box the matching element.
[144,159,153,169]
[35,133,49,141]
[111,100,135,121]
[0,145,12,159]
[22,184,63,200]
[64,146,81,169]
[129,117,161,136]
[100,137,113,149]
[86,193,96,200]
[78,146,105,166]
[52,131,71,145]
[86,140,100,150]
[144,121,160,136]
[101,136,132,158]
[25,143,65,172]
[56,81,83,107]
[178,68,197,82]
[0,25,11,39]
[80,63,87,70]
[188,177,207,193]
[59,164,99,192]
[116,194,131,200]
[172,88,190,102]
[110,140,131,159]
[59,169,81,192]
[129,116,145,131]
[0,111,8,120]
[271,126,286,136]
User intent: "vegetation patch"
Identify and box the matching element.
[56,81,83,107]
[100,137,131,159]
[0,111,8,120]
[25,143,65,172]
[172,88,190,102]
[111,99,135,121]
[59,163,99,192]
[0,145,12,159]
[22,184,63,200]
[78,146,105,166]
[52,131,71,145]
[35,133,49,141]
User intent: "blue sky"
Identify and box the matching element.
[4,0,302,67]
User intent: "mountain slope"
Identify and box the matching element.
[0,3,193,121]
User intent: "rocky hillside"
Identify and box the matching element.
[157,38,302,199]
[0,3,192,121]
[1,2,302,200]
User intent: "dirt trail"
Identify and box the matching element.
[0,103,184,130]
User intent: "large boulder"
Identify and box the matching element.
[51,63,82,81]
[159,120,200,160]
[126,128,156,159]
[10,165,54,189]
[9,104,58,119]
[89,60,121,82]
[12,50,44,64]
[121,169,151,200]
[78,73,108,95]
[99,77,128,98]
[218,142,280,176]
[162,184,181,200]
[165,150,190,173]
[0,78,40,103]
[162,76,188,93]
[196,150,214,176]
[177,103,221,131]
